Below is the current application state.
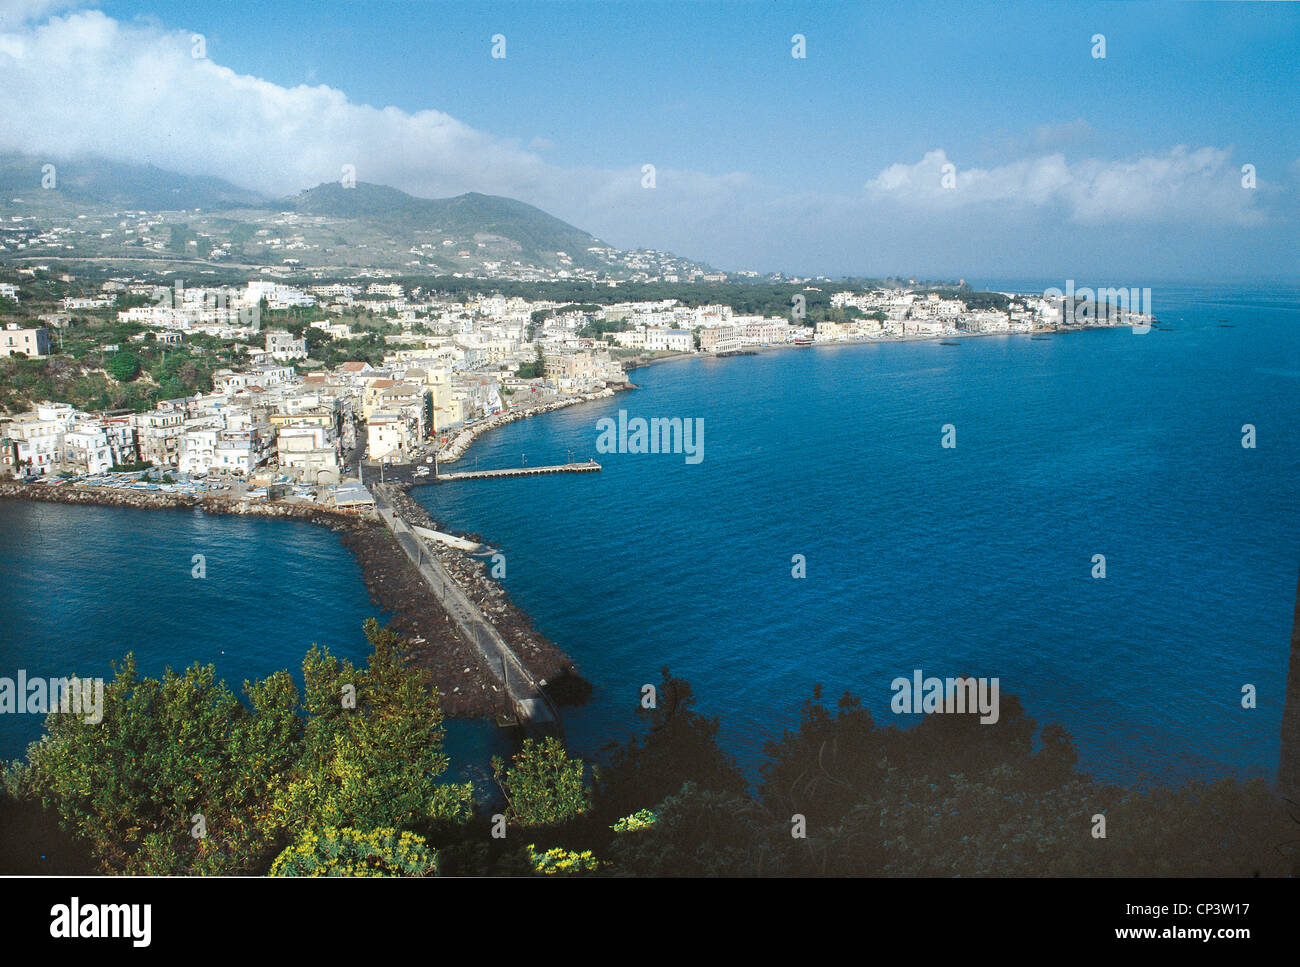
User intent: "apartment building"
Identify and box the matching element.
[0,324,50,358]
[698,325,744,353]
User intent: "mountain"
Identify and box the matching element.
[0,153,712,279]
[0,153,266,210]
[286,182,606,263]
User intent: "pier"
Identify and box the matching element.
[436,459,601,482]
[370,484,560,733]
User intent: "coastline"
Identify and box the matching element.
[434,381,634,464]
[0,322,1124,723]
[621,318,1135,371]
[430,321,1127,478]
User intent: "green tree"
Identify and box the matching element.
[515,344,545,379]
[106,351,142,382]
[756,686,1295,877]
[595,669,746,822]
[493,736,590,827]
[27,657,302,875]
[606,782,782,877]
[275,619,473,833]
[23,620,471,875]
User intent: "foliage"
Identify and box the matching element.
[13,621,1297,877]
[756,686,1294,876]
[577,317,630,339]
[23,620,471,875]
[606,782,782,877]
[273,619,474,833]
[26,656,300,875]
[268,826,437,877]
[514,344,545,379]
[493,736,590,827]
[611,809,657,833]
[524,843,601,876]
[595,667,746,822]
[112,459,153,472]
[106,350,142,382]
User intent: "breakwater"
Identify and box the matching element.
[0,480,368,524]
[0,480,586,719]
[382,484,589,709]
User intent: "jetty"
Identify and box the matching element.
[436,459,601,483]
[370,483,560,733]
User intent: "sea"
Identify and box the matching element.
[2,280,1296,788]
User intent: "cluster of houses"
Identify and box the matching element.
[5,275,1144,487]
[0,326,628,485]
[811,288,1146,341]
[0,353,488,483]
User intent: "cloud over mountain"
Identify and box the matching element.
[0,3,1292,279]
[0,7,749,253]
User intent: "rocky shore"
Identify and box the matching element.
[0,480,368,525]
[383,485,591,707]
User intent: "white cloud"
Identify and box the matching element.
[865,145,1264,226]
[0,0,82,29]
[0,9,751,250]
[0,7,1286,279]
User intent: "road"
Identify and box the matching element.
[369,484,558,730]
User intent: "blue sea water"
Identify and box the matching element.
[0,506,379,757]
[0,502,510,783]
[415,281,1300,785]
[1,281,1296,787]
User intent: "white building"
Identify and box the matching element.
[178,425,221,475]
[643,328,694,352]
[276,424,340,484]
[366,411,412,462]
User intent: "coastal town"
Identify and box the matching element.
[0,271,1148,494]
[2,0,1294,897]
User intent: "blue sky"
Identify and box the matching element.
[3,1,1298,279]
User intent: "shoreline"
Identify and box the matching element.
[0,481,586,720]
[429,321,1128,475]
[0,322,1124,722]
[434,381,634,464]
[638,318,1134,365]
